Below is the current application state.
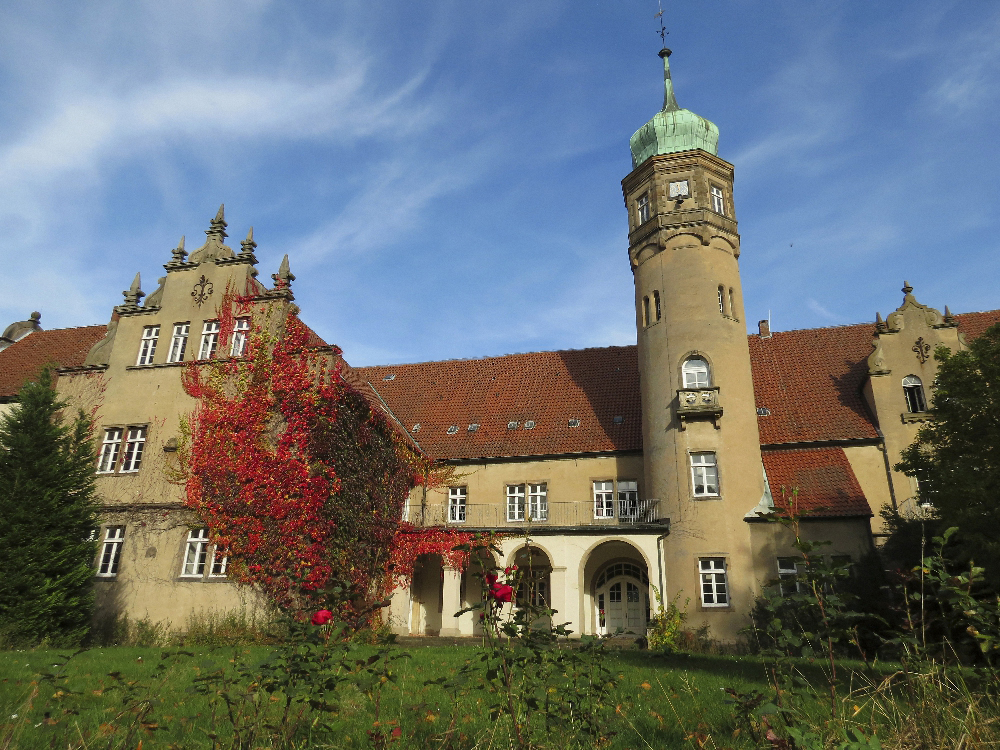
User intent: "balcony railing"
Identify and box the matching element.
[677,386,722,427]
[402,499,663,528]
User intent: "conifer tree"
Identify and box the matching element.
[0,369,99,645]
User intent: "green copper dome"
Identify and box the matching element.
[629,49,719,168]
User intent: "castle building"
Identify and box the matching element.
[1,50,997,641]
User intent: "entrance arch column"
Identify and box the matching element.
[439,566,463,637]
[550,566,567,628]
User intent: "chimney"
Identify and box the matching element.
[758,319,771,338]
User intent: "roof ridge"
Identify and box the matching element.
[354,344,639,370]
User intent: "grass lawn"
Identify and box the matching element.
[0,642,889,749]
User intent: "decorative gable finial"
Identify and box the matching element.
[272,254,295,288]
[117,272,145,313]
[209,204,228,240]
[902,280,913,296]
[875,312,887,333]
[188,205,234,263]
[165,235,188,269]
[237,226,258,262]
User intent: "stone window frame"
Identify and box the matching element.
[709,184,726,216]
[179,526,228,581]
[97,425,149,474]
[681,357,712,389]
[635,191,651,226]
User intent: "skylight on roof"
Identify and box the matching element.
[568,418,580,428]
[468,423,479,432]
[524,420,536,430]
[383,374,396,381]
[446,425,458,435]
[507,421,519,430]
[756,407,771,416]
[411,423,420,433]
[613,415,624,424]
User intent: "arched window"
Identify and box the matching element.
[717,286,726,315]
[682,357,711,388]
[903,375,927,413]
[652,290,661,321]
[642,296,650,327]
[728,288,736,320]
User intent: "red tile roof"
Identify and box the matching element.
[762,446,872,518]
[352,346,641,461]
[956,309,1000,341]
[749,323,880,445]
[0,325,107,399]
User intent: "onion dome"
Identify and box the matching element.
[629,49,719,168]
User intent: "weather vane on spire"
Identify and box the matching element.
[654,0,668,47]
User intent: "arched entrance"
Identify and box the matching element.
[461,547,498,636]
[594,561,649,634]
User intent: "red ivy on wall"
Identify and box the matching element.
[181,295,419,616]
[388,523,498,588]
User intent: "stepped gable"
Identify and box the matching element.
[352,346,641,461]
[749,323,881,446]
[0,325,107,399]
[762,446,872,518]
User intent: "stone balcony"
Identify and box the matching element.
[677,386,722,428]
[403,498,664,530]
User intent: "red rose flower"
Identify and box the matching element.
[491,584,514,603]
[504,565,517,574]
[311,609,333,625]
[485,572,499,586]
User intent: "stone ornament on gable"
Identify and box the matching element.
[912,337,931,364]
[191,275,214,306]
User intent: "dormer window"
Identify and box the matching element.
[682,357,711,388]
[636,193,650,225]
[710,186,725,216]
[903,375,927,413]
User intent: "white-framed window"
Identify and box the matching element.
[120,427,147,473]
[136,325,160,366]
[636,192,650,225]
[181,527,210,578]
[528,483,548,521]
[198,320,220,360]
[448,486,467,523]
[209,548,228,578]
[593,480,614,518]
[506,484,526,522]
[699,558,729,606]
[167,323,190,363]
[777,557,806,596]
[690,452,719,497]
[682,357,711,388]
[231,318,251,357]
[618,480,640,518]
[653,291,661,321]
[97,428,123,473]
[97,526,125,577]
[903,375,927,413]
[710,186,725,215]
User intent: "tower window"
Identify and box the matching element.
[636,193,650,225]
[690,452,719,497]
[729,288,737,320]
[642,296,651,327]
[653,290,661,321]
[717,286,726,315]
[682,357,711,388]
[710,186,725,215]
[903,375,927,413]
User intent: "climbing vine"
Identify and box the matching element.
[181,293,420,617]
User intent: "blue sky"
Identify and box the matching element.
[1,1,998,365]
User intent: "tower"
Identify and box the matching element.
[623,49,766,638]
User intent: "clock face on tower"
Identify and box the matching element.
[669,180,690,199]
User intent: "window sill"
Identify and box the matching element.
[94,575,119,581]
[692,495,721,501]
[901,411,932,424]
